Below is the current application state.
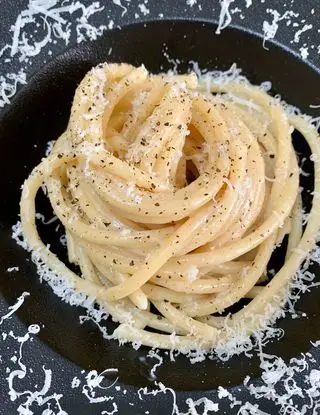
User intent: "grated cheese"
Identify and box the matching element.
[71,376,81,388]
[216,0,235,34]
[184,397,219,414]
[3,320,67,415]
[186,265,199,282]
[262,9,299,49]
[7,1,108,61]
[147,349,163,379]
[244,334,320,414]
[138,4,150,16]
[1,2,320,410]
[293,24,313,43]
[186,0,197,7]
[0,1,109,108]
[7,267,20,273]
[300,45,309,60]
[112,0,128,17]
[0,292,30,326]
[101,404,118,415]
[0,70,27,108]
[82,369,118,404]
[1,286,320,415]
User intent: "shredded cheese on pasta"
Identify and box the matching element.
[19,63,320,351]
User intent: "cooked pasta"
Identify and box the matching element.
[20,63,320,351]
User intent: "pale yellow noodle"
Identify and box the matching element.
[20,63,320,351]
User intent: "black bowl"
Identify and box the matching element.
[0,20,319,414]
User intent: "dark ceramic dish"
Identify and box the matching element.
[0,19,319,414]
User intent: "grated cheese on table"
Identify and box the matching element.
[0,70,27,108]
[0,0,109,109]
[216,0,236,34]
[293,24,313,43]
[300,45,309,60]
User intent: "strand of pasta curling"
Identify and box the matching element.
[19,63,320,351]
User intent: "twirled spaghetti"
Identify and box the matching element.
[20,63,320,351]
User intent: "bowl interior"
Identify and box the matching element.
[0,19,319,393]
